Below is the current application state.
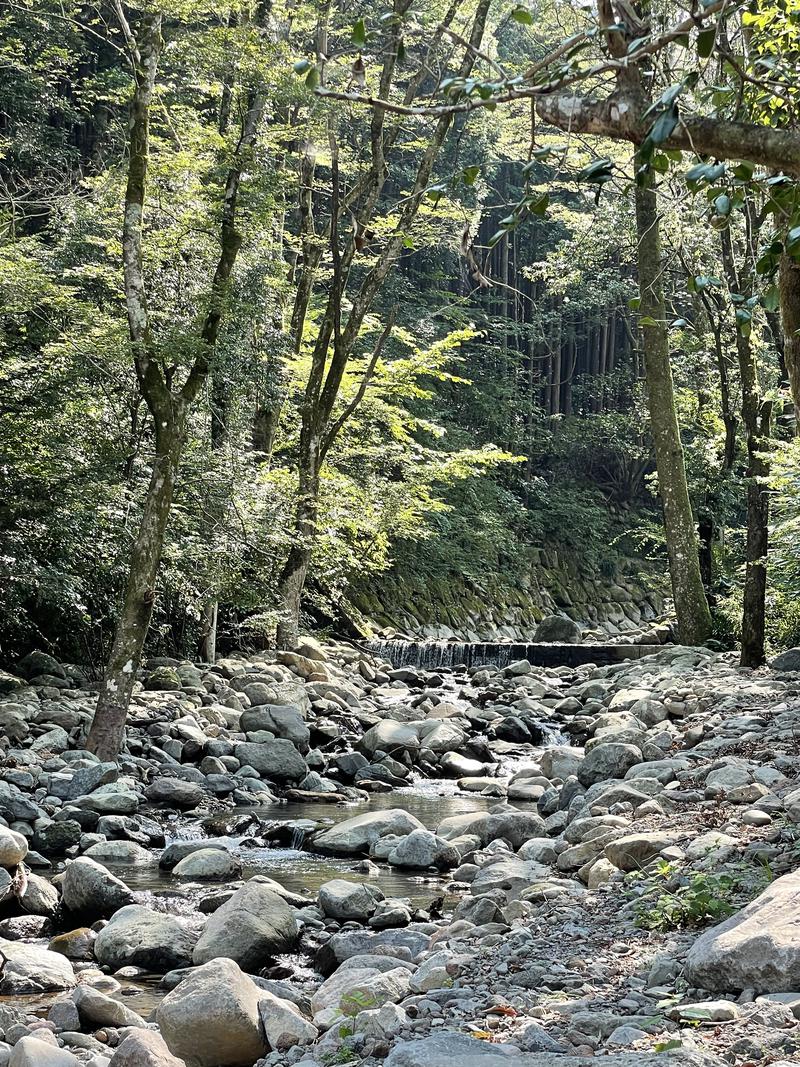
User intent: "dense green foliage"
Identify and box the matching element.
[1,0,799,667]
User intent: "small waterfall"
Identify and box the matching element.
[290,825,307,851]
[365,638,661,670]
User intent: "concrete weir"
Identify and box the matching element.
[366,639,667,670]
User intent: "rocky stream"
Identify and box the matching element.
[1,632,800,1067]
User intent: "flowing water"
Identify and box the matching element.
[366,638,661,669]
[16,776,542,1022]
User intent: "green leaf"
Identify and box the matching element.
[628,297,641,311]
[305,66,320,89]
[577,157,614,184]
[351,18,367,47]
[762,284,780,312]
[487,230,507,248]
[639,315,659,327]
[697,27,716,58]
[649,105,679,145]
[425,183,446,204]
[462,165,480,186]
[511,6,534,24]
[528,192,549,215]
[293,59,312,74]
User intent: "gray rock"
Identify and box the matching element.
[685,870,800,991]
[234,740,307,782]
[172,848,241,880]
[9,1036,79,1066]
[770,648,800,671]
[577,743,643,786]
[604,832,683,872]
[145,778,205,810]
[108,1031,187,1067]
[258,990,318,1050]
[19,874,59,918]
[313,809,425,855]
[311,965,411,1029]
[61,858,135,918]
[240,705,309,746]
[192,880,298,969]
[94,906,199,971]
[0,939,75,993]
[61,763,119,801]
[73,985,147,1029]
[33,821,82,854]
[387,828,458,870]
[318,879,384,921]
[83,841,155,866]
[533,615,582,643]
[156,957,267,1067]
[0,827,27,868]
[159,839,231,869]
[359,721,420,758]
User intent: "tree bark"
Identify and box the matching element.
[275,0,492,645]
[535,93,800,177]
[720,224,771,667]
[635,182,712,645]
[86,8,260,755]
[780,255,800,432]
[86,418,184,759]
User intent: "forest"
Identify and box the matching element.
[2,0,800,756]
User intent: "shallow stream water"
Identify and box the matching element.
[10,773,542,1022]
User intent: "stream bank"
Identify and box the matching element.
[0,640,800,1067]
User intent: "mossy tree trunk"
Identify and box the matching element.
[635,182,712,645]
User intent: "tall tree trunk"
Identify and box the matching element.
[275,0,491,643]
[635,182,711,645]
[721,226,771,667]
[780,255,800,432]
[85,8,261,754]
[86,419,183,759]
[276,448,320,648]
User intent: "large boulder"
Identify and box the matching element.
[387,829,459,870]
[145,778,206,810]
[9,1036,79,1066]
[240,705,309,746]
[73,984,147,1028]
[485,810,546,850]
[156,957,266,1067]
[192,880,298,969]
[94,905,199,971]
[577,743,643,787]
[470,856,551,899]
[172,848,242,881]
[604,832,683,872]
[234,740,307,782]
[0,826,28,868]
[61,857,135,917]
[770,648,800,672]
[311,965,411,1029]
[533,615,582,643]
[259,990,318,1050]
[359,721,420,758]
[318,879,384,921]
[313,809,425,855]
[0,939,75,993]
[685,870,800,992]
[384,1034,725,1067]
[109,1031,187,1067]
